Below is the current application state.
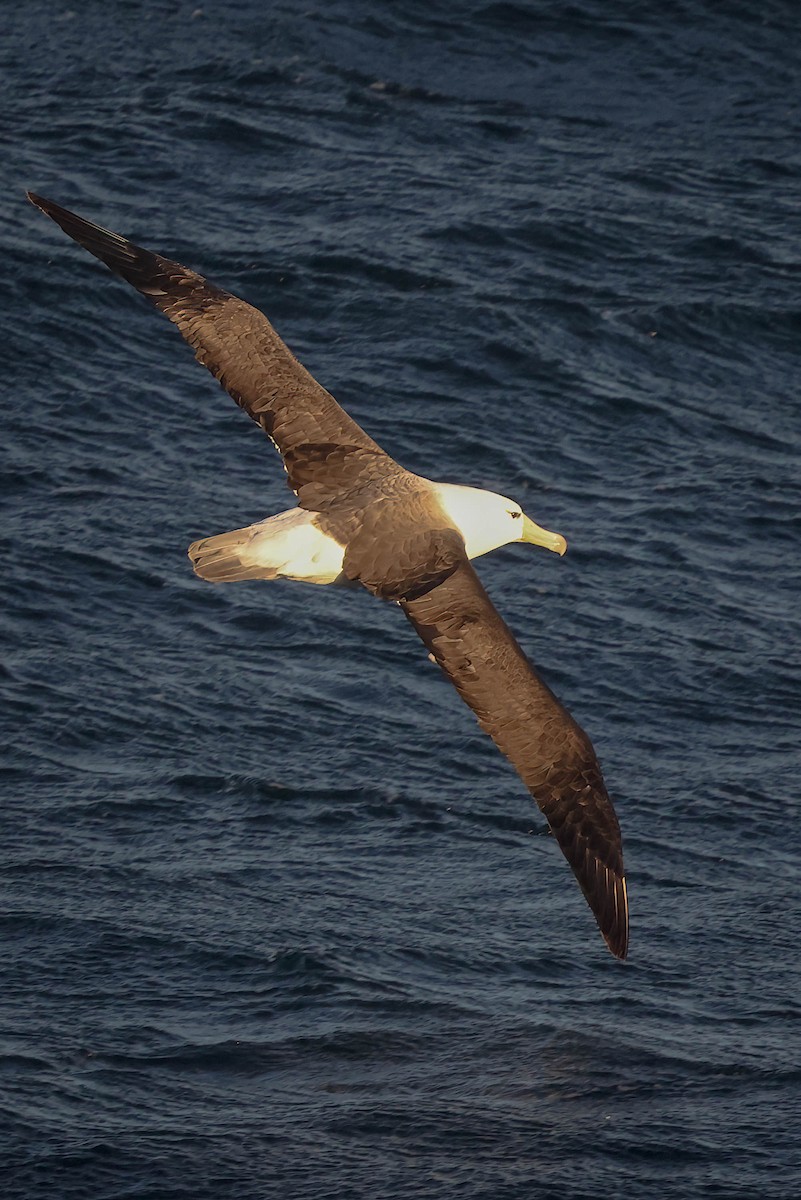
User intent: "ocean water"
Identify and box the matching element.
[3,1,801,1196]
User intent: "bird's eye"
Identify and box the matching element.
[509,510,522,519]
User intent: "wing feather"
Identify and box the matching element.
[401,559,629,959]
[27,193,392,502]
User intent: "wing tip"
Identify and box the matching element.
[27,190,169,296]
[600,872,629,960]
[27,191,84,226]
[27,190,49,213]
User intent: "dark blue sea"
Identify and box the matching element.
[3,2,801,1196]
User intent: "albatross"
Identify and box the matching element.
[28,192,628,959]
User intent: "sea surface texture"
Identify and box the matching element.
[3,2,801,1197]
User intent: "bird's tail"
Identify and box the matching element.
[188,525,281,583]
[187,507,346,586]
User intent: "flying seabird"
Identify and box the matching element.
[28,192,628,959]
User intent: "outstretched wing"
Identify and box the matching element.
[401,559,628,959]
[27,193,393,503]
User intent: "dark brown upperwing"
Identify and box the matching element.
[401,560,628,959]
[27,193,390,499]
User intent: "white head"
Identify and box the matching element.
[432,482,567,562]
